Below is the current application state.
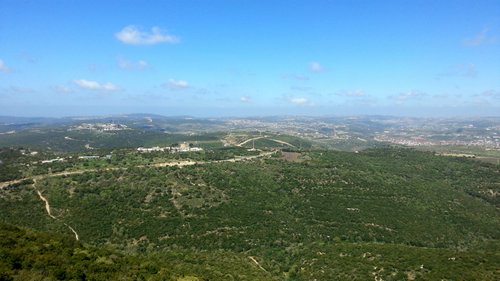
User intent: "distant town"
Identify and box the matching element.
[69,123,129,132]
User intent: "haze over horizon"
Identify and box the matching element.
[1,0,499,117]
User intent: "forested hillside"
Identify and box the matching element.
[1,147,499,280]
[0,223,275,280]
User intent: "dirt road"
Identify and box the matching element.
[0,150,277,189]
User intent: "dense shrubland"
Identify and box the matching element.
[1,147,499,280]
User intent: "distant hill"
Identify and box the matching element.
[1,114,499,153]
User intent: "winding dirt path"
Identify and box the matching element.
[32,179,79,240]
[35,189,56,219]
[238,136,296,148]
[65,224,79,240]
[269,139,296,148]
[238,136,265,146]
[249,256,268,273]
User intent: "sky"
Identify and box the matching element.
[1,0,500,117]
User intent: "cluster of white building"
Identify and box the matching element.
[137,143,203,153]
[375,135,500,148]
[40,154,111,164]
[41,157,65,164]
[69,123,129,132]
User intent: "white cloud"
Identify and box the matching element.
[464,28,497,46]
[52,85,73,94]
[73,79,120,92]
[310,62,323,73]
[115,25,179,45]
[167,79,190,90]
[0,59,11,73]
[118,58,149,71]
[289,97,310,105]
[240,96,252,103]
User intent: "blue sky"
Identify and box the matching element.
[1,0,499,117]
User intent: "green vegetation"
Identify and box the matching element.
[1,146,499,280]
[0,223,276,280]
[0,148,24,181]
[315,138,384,152]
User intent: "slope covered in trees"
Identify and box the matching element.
[0,147,499,280]
[0,223,275,280]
